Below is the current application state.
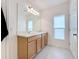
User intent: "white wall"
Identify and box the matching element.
[1,0,17,59]
[69,0,78,59]
[40,2,69,48]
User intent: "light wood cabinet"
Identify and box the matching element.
[17,36,28,59]
[17,33,48,59]
[37,38,42,53]
[42,33,48,48]
[42,35,45,48]
[28,40,36,59]
[44,33,48,46]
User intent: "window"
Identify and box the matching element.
[54,15,65,40]
[28,20,33,32]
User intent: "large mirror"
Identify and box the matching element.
[17,3,41,33]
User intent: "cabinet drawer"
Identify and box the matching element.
[28,35,41,42]
[28,40,36,59]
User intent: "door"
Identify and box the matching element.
[70,2,78,58]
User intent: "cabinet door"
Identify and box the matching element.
[17,37,27,59]
[28,40,36,59]
[42,35,45,48]
[44,33,48,46]
[37,38,42,53]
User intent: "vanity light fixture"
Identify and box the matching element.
[27,5,39,16]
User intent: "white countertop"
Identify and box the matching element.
[17,32,46,37]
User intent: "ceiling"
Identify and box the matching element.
[26,0,69,10]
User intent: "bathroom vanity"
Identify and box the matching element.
[17,32,48,59]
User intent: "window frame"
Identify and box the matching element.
[53,15,65,40]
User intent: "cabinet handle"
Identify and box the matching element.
[73,34,77,36]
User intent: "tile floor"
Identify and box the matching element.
[34,46,74,59]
